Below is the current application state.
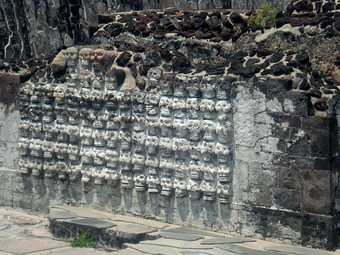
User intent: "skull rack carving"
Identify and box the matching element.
[17,47,234,206]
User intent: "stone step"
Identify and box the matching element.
[48,206,158,249]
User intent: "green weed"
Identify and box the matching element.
[249,3,279,30]
[71,231,97,248]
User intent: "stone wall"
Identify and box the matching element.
[0,0,292,62]
[0,0,339,250]
[232,78,336,248]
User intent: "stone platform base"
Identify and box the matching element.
[0,168,337,250]
[47,205,337,255]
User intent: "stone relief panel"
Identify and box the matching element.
[17,47,234,205]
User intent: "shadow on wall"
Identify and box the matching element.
[0,72,21,114]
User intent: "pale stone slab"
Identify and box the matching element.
[179,250,237,255]
[114,222,156,235]
[159,231,203,241]
[141,239,214,250]
[4,214,41,225]
[52,206,169,229]
[209,248,238,255]
[110,215,170,229]
[217,244,280,255]
[30,226,54,238]
[179,251,214,255]
[52,206,113,220]
[62,218,114,229]
[162,227,224,238]
[0,238,69,254]
[49,208,77,220]
[114,248,146,255]
[127,243,180,255]
[265,245,334,255]
[31,247,112,255]
[200,237,256,245]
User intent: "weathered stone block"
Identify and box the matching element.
[309,130,330,158]
[270,113,302,128]
[282,92,311,117]
[12,192,33,210]
[301,116,331,130]
[273,188,301,211]
[301,169,331,215]
[0,188,13,207]
[286,128,312,157]
[276,165,301,190]
[242,207,303,241]
[248,167,276,208]
[301,214,335,249]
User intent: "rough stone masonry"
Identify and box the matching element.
[0,0,340,251]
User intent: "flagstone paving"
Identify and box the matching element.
[0,206,340,255]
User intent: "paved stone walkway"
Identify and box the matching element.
[0,206,339,255]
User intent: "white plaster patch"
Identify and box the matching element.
[283,98,295,113]
[266,97,283,112]
[255,24,301,43]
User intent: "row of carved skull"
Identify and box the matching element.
[49,84,232,112]
[18,156,231,203]
[21,78,229,104]
[18,130,231,155]
[23,110,232,129]
[19,115,232,139]
[19,146,231,174]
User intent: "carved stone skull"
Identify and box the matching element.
[29,139,42,157]
[80,127,93,146]
[93,149,106,166]
[147,67,162,84]
[161,175,174,197]
[79,48,93,70]
[92,129,106,147]
[121,171,134,190]
[92,48,115,69]
[174,175,187,198]
[42,141,54,159]
[146,174,160,193]
[217,183,231,204]
[201,83,215,99]
[134,172,147,192]
[17,138,30,156]
[68,144,80,162]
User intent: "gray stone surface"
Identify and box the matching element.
[1,0,290,63]
[114,248,146,255]
[61,218,114,230]
[49,208,78,220]
[141,239,214,250]
[0,4,338,247]
[31,247,112,255]
[1,207,340,255]
[265,245,333,255]
[159,231,203,241]
[114,222,156,235]
[200,237,256,245]
[162,227,223,237]
[5,214,41,225]
[217,244,281,255]
[0,238,69,254]
[126,243,181,255]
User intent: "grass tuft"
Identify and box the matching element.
[249,3,279,30]
[71,231,97,248]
